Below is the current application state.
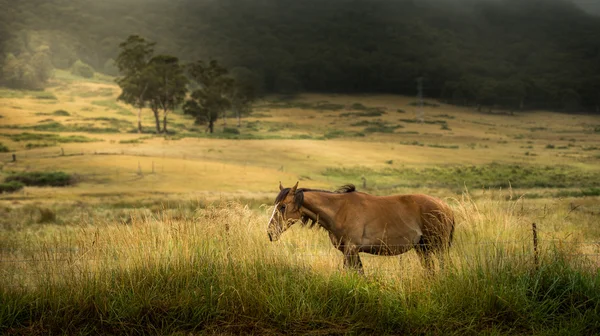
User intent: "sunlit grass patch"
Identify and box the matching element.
[91,99,135,116]
[322,163,600,191]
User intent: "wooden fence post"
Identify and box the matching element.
[12,154,16,162]
[532,222,539,270]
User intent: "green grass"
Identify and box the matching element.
[0,181,24,193]
[51,109,70,116]
[0,142,9,152]
[119,138,144,144]
[340,109,386,117]
[409,101,440,107]
[91,99,135,116]
[82,117,133,129]
[30,91,58,100]
[322,163,600,191]
[25,143,55,149]
[26,121,122,133]
[427,143,459,149]
[0,132,100,143]
[555,188,600,198]
[1,202,599,335]
[5,171,74,187]
[74,88,114,98]
[0,88,27,99]
[259,100,345,111]
[433,114,455,119]
[323,129,365,139]
[363,124,402,133]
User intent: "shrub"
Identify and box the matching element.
[223,127,240,135]
[70,60,95,78]
[26,143,54,149]
[351,103,368,110]
[31,91,57,100]
[0,142,9,152]
[5,171,74,187]
[0,181,24,193]
[52,110,70,116]
[38,208,57,223]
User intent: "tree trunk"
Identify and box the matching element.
[152,109,161,134]
[519,98,524,111]
[137,107,143,133]
[163,115,168,134]
[236,107,241,127]
[209,119,214,133]
[223,111,227,126]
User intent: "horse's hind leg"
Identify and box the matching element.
[415,236,433,272]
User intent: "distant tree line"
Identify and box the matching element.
[1,0,599,113]
[115,35,256,134]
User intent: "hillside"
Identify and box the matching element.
[1,0,600,112]
[1,71,600,204]
[2,74,600,335]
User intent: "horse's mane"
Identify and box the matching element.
[274,184,356,228]
[335,184,356,193]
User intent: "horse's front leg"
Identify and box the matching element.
[343,251,364,275]
[328,233,364,275]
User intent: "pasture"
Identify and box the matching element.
[1,71,600,334]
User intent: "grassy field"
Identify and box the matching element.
[1,71,600,334]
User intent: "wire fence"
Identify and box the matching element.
[1,239,599,261]
[2,239,600,290]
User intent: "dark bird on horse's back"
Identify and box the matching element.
[267,182,455,274]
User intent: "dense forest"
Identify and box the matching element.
[1,0,599,113]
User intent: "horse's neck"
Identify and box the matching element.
[301,191,340,233]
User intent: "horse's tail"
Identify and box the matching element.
[447,214,455,249]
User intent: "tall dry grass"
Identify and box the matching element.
[1,193,599,334]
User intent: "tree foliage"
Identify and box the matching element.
[70,59,94,78]
[2,0,600,113]
[115,35,155,133]
[145,55,188,134]
[184,60,233,133]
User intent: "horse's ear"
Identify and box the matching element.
[279,181,283,191]
[290,181,299,194]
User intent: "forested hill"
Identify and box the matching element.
[1,0,600,112]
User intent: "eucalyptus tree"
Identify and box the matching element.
[183,60,233,133]
[114,35,155,133]
[145,55,188,134]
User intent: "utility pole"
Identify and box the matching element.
[416,77,424,123]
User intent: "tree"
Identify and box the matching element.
[230,67,259,127]
[495,79,526,113]
[70,59,94,78]
[2,51,51,90]
[145,55,188,134]
[184,60,233,133]
[30,46,54,84]
[115,35,155,133]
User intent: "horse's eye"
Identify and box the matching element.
[280,205,286,211]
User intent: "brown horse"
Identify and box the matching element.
[267,182,455,273]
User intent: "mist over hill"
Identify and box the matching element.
[572,0,600,15]
[0,0,599,112]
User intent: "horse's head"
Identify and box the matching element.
[267,181,303,241]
